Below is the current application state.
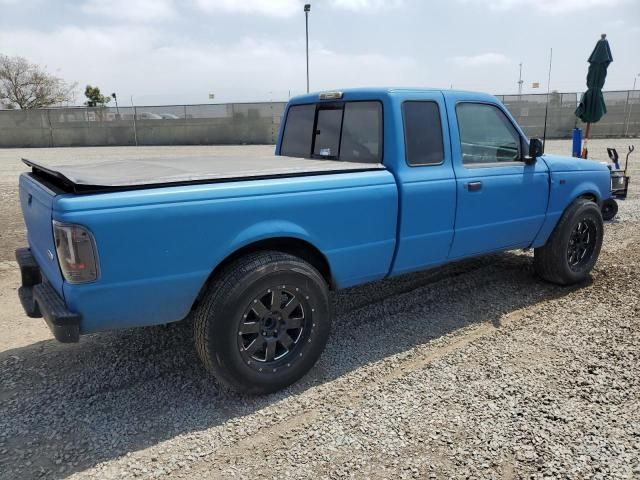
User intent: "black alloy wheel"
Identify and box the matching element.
[238,285,311,370]
[193,250,331,394]
[534,199,604,285]
[567,219,597,271]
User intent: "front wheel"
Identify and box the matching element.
[601,198,618,221]
[193,251,331,394]
[534,199,604,285]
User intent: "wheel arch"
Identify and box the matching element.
[191,236,334,312]
[566,178,605,207]
[532,189,602,248]
[576,191,599,204]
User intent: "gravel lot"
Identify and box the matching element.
[0,139,639,479]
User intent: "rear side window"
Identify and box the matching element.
[280,104,315,157]
[280,101,382,163]
[402,101,444,166]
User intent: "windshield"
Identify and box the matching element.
[280,101,382,164]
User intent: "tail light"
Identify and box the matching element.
[52,221,99,283]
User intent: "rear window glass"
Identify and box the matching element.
[280,101,382,163]
[313,108,342,158]
[340,102,382,163]
[402,101,444,166]
[280,104,315,157]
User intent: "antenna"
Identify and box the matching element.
[541,48,553,152]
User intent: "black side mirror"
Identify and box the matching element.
[526,138,543,164]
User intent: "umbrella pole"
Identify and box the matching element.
[581,122,591,158]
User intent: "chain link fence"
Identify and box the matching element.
[0,92,638,148]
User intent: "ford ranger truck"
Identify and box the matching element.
[16,88,612,394]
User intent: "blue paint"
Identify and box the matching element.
[19,88,613,336]
[19,175,64,296]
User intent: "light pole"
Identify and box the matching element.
[304,3,311,93]
[624,73,640,137]
[111,92,120,117]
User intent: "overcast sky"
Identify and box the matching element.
[1,0,638,106]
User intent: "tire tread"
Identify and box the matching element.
[193,250,327,393]
[534,198,603,285]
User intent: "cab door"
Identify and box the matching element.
[447,101,549,259]
[390,93,457,276]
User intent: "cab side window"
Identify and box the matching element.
[456,103,521,166]
[402,101,444,166]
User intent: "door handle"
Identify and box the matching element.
[466,181,482,192]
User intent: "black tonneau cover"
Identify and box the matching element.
[22,155,384,194]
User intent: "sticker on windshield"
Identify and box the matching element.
[320,148,331,156]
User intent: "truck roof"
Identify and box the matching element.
[288,87,499,105]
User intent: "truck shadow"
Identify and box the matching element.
[0,251,585,479]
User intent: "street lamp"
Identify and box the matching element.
[111,92,120,117]
[304,3,311,93]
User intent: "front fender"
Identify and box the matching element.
[532,170,610,248]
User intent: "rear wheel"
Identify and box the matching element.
[193,251,331,394]
[534,199,603,285]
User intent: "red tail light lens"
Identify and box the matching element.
[52,221,99,283]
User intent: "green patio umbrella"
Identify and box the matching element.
[576,34,613,158]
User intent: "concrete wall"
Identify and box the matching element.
[1,94,638,149]
[0,103,286,148]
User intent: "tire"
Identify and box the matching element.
[534,198,604,285]
[193,250,331,394]
[601,198,618,221]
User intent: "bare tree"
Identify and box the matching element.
[0,55,76,109]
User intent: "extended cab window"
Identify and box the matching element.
[280,101,382,163]
[403,101,444,166]
[456,103,521,166]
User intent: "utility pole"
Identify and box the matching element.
[517,63,523,96]
[304,4,311,93]
[130,95,138,147]
[624,73,639,137]
[542,48,553,152]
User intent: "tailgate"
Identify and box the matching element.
[19,174,65,296]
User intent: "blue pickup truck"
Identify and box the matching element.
[17,88,612,393]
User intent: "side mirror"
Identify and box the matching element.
[526,138,543,164]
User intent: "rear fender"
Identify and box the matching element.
[191,221,330,306]
[229,220,314,252]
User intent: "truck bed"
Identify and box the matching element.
[23,155,384,193]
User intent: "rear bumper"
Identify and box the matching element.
[16,247,80,343]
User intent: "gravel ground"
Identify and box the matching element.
[0,139,639,479]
